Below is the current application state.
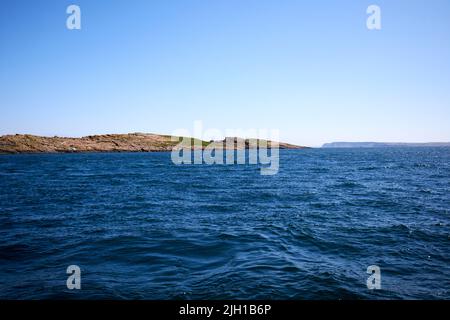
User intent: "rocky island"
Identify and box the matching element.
[0,134,308,154]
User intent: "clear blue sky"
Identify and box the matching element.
[1,0,449,146]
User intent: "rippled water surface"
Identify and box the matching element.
[0,148,449,299]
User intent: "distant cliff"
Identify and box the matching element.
[322,142,450,148]
[0,134,308,154]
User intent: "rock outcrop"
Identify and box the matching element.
[0,134,308,154]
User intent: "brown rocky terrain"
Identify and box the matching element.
[0,133,308,154]
[210,137,307,150]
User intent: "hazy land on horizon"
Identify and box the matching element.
[322,142,450,148]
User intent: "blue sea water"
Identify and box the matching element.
[0,148,449,299]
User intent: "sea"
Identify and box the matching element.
[0,148,449,299]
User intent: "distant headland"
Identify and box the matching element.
[0,134,308,154]
[322,142,450,148]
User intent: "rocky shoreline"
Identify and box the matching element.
[0,133,308,154]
